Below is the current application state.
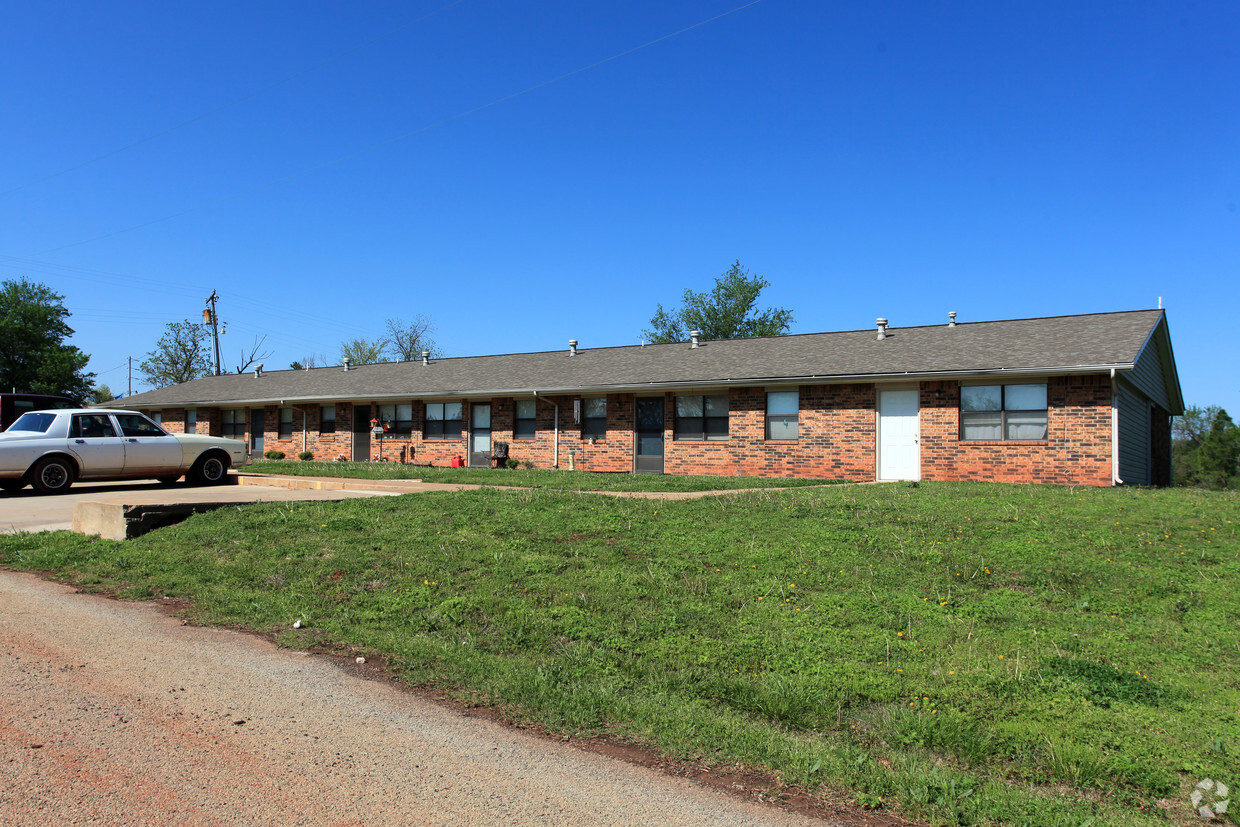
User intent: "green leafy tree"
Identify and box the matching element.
[642,261,794,344]
[0,278,93,400]
[140,320,212,388]
[339,337,390,366]
[1173,406,1239,488]
[90,383,115,404]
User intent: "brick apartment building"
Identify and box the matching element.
[119,309,1182,487]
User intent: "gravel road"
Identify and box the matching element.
[0,571,836,826]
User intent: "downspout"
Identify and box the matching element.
[534,392,560,468]
[1110,370,1123,486]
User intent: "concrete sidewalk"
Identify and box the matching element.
[0,476,406,537]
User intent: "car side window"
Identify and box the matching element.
[74,414,117,439]
[114,414,168,437]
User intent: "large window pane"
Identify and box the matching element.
[767,391,798,416]
[1005,384,1047,410]
[320,405,336,433]
[1005,411,1048,440]
[962,411,1003,440]
[961,386,1001,412]
[767,417,798,440]
[675,396,703,417]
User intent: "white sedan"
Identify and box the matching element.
[0,409,250,494]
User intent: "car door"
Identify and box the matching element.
[66,413,125,477]
[113,413,183,474]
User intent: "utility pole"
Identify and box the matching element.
[127,357,132,397]
[204,290,222,376]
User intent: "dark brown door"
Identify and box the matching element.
[635,398,664,474]
[353,405,370,461]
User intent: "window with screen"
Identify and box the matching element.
[674,394,729,440]
[515,399,537,439]
[960,384,1048,440]
[425,402,463,439]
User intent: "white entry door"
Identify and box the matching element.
[879,388,920,481]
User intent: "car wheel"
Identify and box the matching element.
[31,456,75,494]
[189,453,229,485]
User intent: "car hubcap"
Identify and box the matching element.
[42,465,66,487]
[204,459,224,480]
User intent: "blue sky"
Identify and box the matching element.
[2,1,1236,412]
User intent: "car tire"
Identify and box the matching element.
[189,453,229,485]
[31,456,75,494]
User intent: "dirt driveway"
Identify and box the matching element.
[0,571,841,826]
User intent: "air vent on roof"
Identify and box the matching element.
[569,339,578,356]
[253,364,263,377]
[690,330,701,348]
[948,311,957,327]
[876,318,889,340]
[342,357,351,371]
[421,350,430,366]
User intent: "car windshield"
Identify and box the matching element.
[7,412,58,433]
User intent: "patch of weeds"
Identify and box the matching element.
[1040,656,1175,707]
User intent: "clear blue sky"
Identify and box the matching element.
[2,1,1236,412]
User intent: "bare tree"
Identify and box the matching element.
[140,321,212,388]
[290,353,329,370]
[385,316,441,361]
[233,335,273,373]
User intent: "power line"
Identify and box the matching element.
[15,0,765,260]
[0,0,467,198]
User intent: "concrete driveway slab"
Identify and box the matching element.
[0,478,399,535]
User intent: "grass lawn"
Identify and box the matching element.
[2,481,1237,825]
[244,459,844,491]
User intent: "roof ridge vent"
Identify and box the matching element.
[569,339,578,356]
[876,318,889,340]
[948,311,957,327]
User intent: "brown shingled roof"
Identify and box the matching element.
[120,309,1168,407]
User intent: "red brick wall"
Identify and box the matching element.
[146,374,1115,485]
[663,386,875,479]
[919,375,1113,486]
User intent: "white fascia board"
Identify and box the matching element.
[131,364,1135,408]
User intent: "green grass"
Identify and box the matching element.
[3,481,1238,826]
[244,459,843,491]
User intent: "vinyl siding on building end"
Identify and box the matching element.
[1126,322,1172,412]
[1117,383,1152,485]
